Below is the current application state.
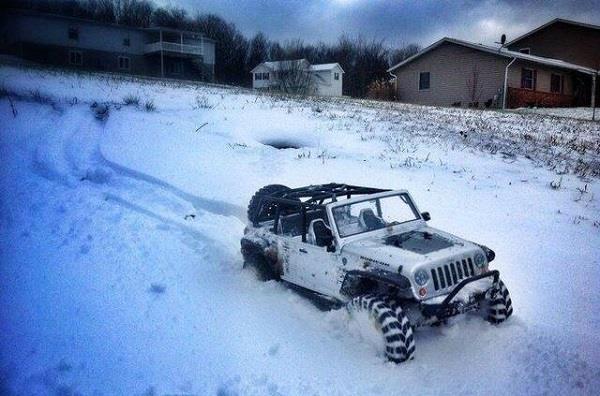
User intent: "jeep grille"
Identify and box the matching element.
[430,258,475,291]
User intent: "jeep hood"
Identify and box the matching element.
[341,226,479,273]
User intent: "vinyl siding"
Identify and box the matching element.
[394,42,509,107]
[507,22,600,70]
[393,41,579,108]
[507,61,574,95]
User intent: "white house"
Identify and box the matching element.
[251,59,344,96]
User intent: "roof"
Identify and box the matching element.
[387,37,597,75]
[251,59,309,73]
[506,18,600,46]
[309,63,345,73]
[251,59,345,74]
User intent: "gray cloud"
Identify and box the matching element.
[160,0,600,47]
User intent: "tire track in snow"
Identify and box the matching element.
[27,104,245,267]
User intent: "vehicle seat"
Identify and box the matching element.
[308,219,333,247]
[359,208,385,231]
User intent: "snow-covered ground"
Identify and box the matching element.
[1,65,599,395]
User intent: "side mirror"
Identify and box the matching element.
[326,243,336,253]
[421,211,431,221]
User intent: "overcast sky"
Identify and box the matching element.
[157,0,600,48]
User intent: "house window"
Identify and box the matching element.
[118,56,130,70]
[255,72,269,81]
[123,37,130,47]
[521,68,536,90]
[550,73,563,94]
[68,27,79,40]
[419,72,430,90]
[334,72,340,80]
[519,48,530,54]
[69,50,82,65]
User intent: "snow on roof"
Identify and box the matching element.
[506,18,600,47]
[251,60,344,74]
[309,63,345,73]
[387,37,597,75]
[250,59,309,73]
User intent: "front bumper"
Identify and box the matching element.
[420,270,499,320]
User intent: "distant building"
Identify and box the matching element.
[251,59,344,96]
[388,18,599,109]
[0,10,216,81]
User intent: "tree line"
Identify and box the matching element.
[3,0,421,97]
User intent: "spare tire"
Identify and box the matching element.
[247,184,292,224]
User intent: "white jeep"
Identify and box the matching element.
[241,184,513,363]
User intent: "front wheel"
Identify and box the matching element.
[485,279,514,324]
[346,294,415,363]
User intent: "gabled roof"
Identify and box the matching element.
[251,59,310,73]
[309,63,345,73]
[251,59,345,74]
[506,18,600,46]
[387,37,597,75]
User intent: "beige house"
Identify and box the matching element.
[388,19,599,109]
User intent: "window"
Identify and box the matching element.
[550,73,563,94]
[69,50,82,65]
[123,37,130,47]
[255,72,269,80]
[331,193,420,238]
[418,71,430,90]
[334,72,340,80]
[519,48,530,54]
[118,56,130,70]
[68,27,79,40]
[520,68,536,90]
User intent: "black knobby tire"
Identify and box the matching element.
[486,279,513,324]
[347,294,415,363]
[247,184,292,224]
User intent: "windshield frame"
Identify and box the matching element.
[326,190,425,242]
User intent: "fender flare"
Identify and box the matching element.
[340,269,412,297]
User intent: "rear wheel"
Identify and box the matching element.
[247,184,292,224]
[347,294,415,363]
[485,279,513,324]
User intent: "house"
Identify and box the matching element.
[251,59,344,96]
[388,19,599,109]
[506,18,600,69]
[0,10,216,81]
[506,18,600,107]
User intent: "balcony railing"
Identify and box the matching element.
[144,41,203,56]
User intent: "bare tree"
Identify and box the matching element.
[273,60,315,95]
[466,65,483,105]
[389,44,421,66]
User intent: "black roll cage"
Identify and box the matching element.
[254,183,390,242]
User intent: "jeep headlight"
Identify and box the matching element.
[414,269,429,286]
[474,253,486,268]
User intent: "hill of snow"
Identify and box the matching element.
[1,66,599,395]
